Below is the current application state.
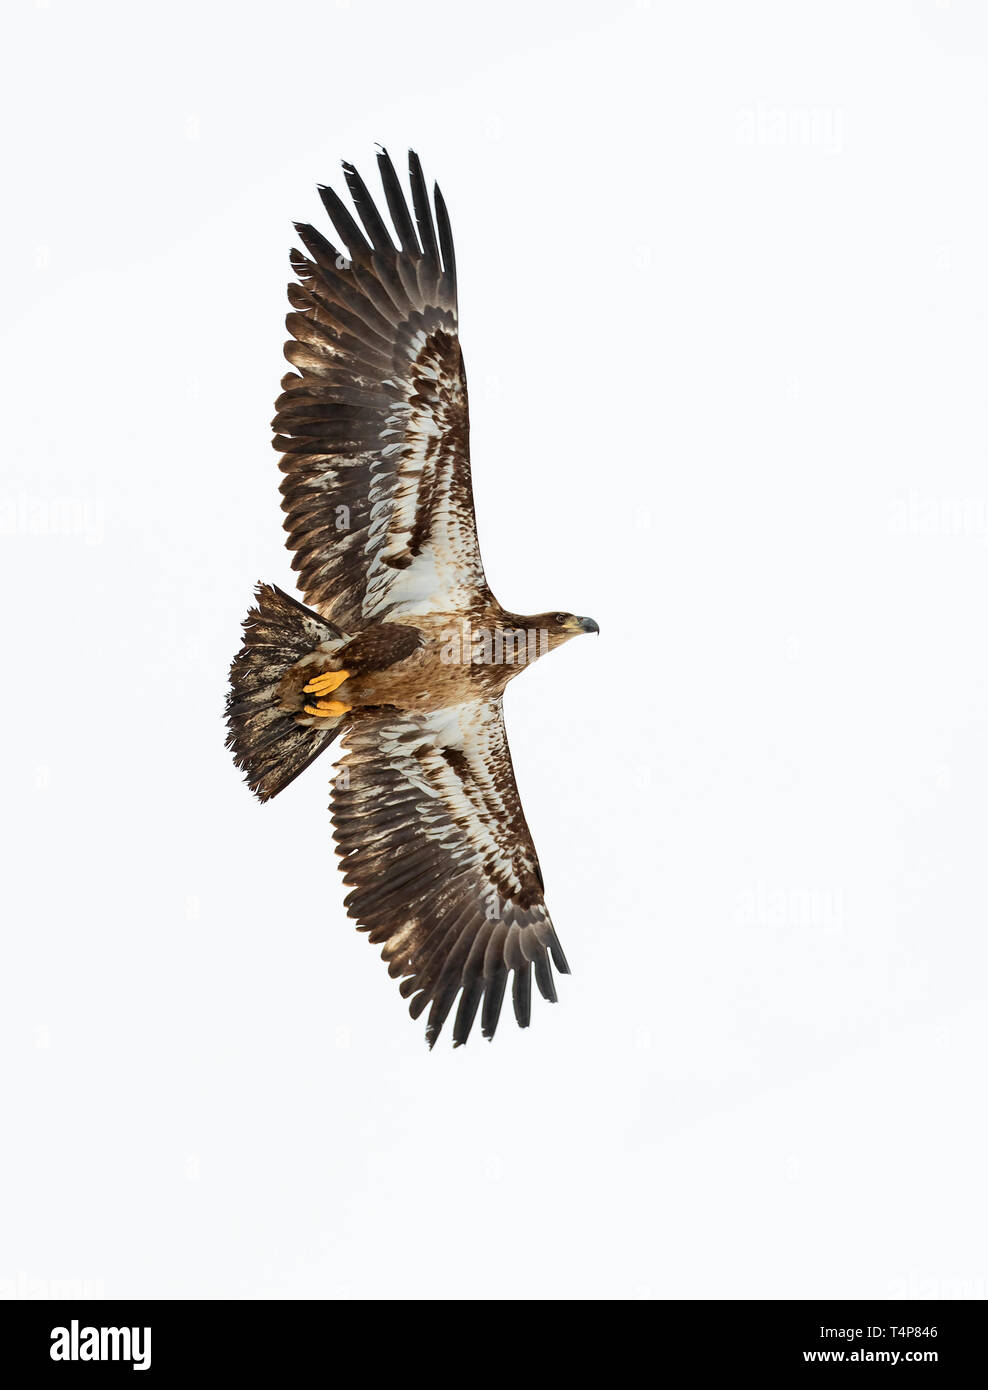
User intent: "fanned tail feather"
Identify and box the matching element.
[226,584,349,801]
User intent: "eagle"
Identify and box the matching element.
[226,150,598,1047]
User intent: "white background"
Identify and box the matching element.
[2,0,986,1300]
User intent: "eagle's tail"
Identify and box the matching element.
[226,584,349,802]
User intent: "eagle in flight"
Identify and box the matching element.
[226,150,598,1047]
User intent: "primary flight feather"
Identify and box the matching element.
[226,149,598,1047]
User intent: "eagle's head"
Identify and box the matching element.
[480,609,598,678]
[551,611,598,639]
[524,611,600,652]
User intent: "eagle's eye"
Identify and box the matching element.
[553,613,567,626]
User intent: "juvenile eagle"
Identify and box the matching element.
[227,151,598,1047]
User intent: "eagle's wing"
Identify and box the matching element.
[331,700,570,1047]
[275,150,490,631]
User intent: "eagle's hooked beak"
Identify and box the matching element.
[576,616,599,635]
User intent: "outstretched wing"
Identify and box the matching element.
[275,150,491,632]
[331,701,570,1047]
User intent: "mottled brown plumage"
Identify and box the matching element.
[226,150,597,1046]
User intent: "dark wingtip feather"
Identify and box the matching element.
[512,962,532,1029]
[376,147,419,256]
[293,220,341,270]
[452,981,482,1047]
[424,981,459,1048]
[407,988,429,1020]
[317,182,371,260]
[481,970,508,1040]
[408,150,440,266]
[341,159,395,253]
[534,951,557,1003]
[549,934,571,974]
[434,181,456,297]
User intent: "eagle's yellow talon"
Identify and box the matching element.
[303,668,351,695]
[303,700,351,717]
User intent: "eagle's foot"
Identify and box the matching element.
[303,699,351,717]
[303,668,351,696]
